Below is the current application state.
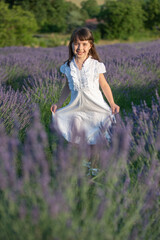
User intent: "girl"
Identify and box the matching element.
[51,27,120,146]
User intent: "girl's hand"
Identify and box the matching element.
[50,104,58,113]
[110,102,120,114]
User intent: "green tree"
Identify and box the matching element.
[41,0,68,33]
[5,0,51,28]
[5,0,69,33]
[4,0,88,34]
[142,0,160,30]
[66,10,84,32]
[99,0,146,40]
[65,1,86,32]
[0,1,38,46]
[4,0,15,8]
[42,0,85,33]
[81,0,100,18]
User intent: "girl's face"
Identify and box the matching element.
[72,38,92,59]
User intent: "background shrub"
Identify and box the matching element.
[0,1,38,47]
[99,0,146,40]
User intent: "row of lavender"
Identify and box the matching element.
[0,41,160,239]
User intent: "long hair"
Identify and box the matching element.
[66,27,101,66]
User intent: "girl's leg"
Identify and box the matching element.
[88,144,99,168]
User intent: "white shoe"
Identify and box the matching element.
[82,160,100,176]
[82,160,91,168]
[90,168,100,176]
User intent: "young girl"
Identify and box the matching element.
[51,27,120,146]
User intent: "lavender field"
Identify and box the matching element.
[0,40,160,239]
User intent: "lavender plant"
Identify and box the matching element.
[22,70,70,130]
[0,85,35,137]
[0,40,160,239]
[0,107,159,240]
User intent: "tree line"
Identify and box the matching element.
[0,0,160,47]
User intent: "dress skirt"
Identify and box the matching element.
[52,88,116,145]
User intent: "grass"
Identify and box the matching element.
[32,33,70,48]
[32,31,160,48]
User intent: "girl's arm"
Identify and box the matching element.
[99,73,120,114]
[51,79,70,112]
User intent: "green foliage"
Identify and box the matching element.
[33,33,69,47]
[92,29,101,43]
[41,0,85,33]
[99,0,146,40]
[6,0,50,27]
[5,0,85,34]
[142,0,160,31]
[66,10,85,32]
[5,0,69,32]
[0,1,38,47]
[43,0,68,33]
[2,0,160,45]
[81,0,100,18]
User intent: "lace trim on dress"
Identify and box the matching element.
[59,57,106,91]
[80,56,92,89]
[70,56,92,90]
[70,60,80,90]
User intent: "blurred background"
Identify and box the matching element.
[0,0,160,47]
[0,1,160,239]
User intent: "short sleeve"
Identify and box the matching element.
[98,62,106,74]
[60,64,65,74]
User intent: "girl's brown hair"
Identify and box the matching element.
[66,27,101,66]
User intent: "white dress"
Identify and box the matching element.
[52,55,116,145]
